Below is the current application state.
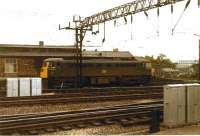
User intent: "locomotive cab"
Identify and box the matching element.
[40,61,49,78]
[40,58,61,78]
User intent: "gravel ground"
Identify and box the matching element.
[47,123,200,135]
[48,124,149,135]
[156,124,200,135]
[0,99,157,115]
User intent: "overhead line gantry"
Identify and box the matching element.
[59,0,186,88]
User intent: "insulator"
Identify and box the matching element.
[92,32,96,35]
[103,22,106,43]
[124,16,127,24]
[131,15,133,24]
[97,24,100,33]
[171,4,173,14]
[184,0,191,10]
[102,38,105,43]
[144,11,148,18]
[157,8,160,17]
[114,20,117,26]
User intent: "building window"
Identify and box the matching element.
[4,58,17,73]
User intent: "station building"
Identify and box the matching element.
[0,42,76,77]
[0,43,135,78]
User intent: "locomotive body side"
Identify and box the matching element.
[40,58,152,88]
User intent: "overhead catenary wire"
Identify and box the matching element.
[143,11,159,37]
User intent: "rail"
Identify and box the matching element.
[0,86,163,106]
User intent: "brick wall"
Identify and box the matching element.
[0,58,40,77]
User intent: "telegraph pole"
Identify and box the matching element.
[59,16,92,88]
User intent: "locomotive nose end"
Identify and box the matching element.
[40,67,48,78]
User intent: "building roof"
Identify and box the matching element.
[0,44,76,58]
[0,44,134,59]
[0,44,75,48]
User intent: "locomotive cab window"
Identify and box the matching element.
[131,63,136,67]
[97,64,102,67]
[42,62,47,67]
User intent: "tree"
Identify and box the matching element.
[145,54,175,69]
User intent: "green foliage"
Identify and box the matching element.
[145,54,176,69]
[191,64,199,79]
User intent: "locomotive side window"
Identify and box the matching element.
[132,63,136,67]
[106,64,111,67]
[49,62,56,67]
[96,64,102,67]
[57,62,60,66]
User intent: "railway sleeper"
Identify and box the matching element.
[56,125,72,131]
[120,117,150,127]
[44,127,56,133]
[27,130,40,135]
[103,118,116,125]
[74,123,88,128]
[89,120,104,126]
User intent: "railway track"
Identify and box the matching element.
[0,101,163,135]
[43,85,163,93]
[0,86,163,106]
[43,78,184,92]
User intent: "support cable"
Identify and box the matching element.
[171,3,174,35]
[130,15,133,40]
[144,11,159,36]
[102,22,106,44]
[157,7,160,37]
[172,0,191,34]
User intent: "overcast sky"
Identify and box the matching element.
[0,0,199,61]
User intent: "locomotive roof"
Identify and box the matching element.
[44,56,150,63]
[82,51,134,58]
[44,58,144,64]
